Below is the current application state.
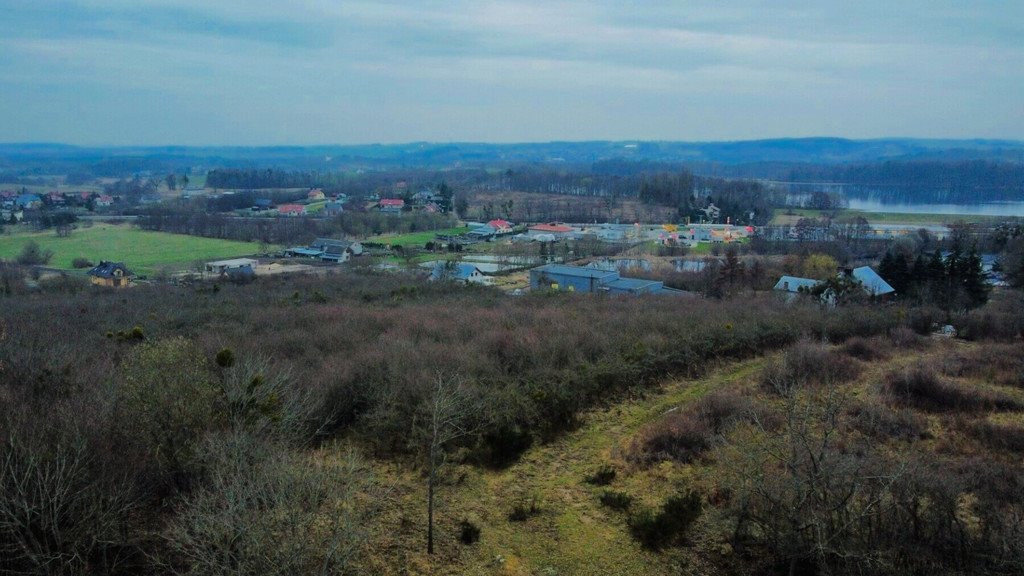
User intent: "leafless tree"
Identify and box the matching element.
[417,375,477,554]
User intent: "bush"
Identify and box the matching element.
[761,340,860,395]
[163,432,374,575]
[885,365,1022,413]
[598,490,633,512]
[585,465,616,486]
[842,336,888,361]
[847,401,928,441]
[628,490,702,550]
[631,389,750,465]
[963,420,1024,453]
[459,519,481,544]
[72,257,94,269]
[889,326,924,349]
[507,498,541,522]
[15,240,53,265]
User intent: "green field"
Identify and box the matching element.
[771,208,1021,226]
[367,226,471,247]
[0,224,271,276]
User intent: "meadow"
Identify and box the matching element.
[0,223,271,275]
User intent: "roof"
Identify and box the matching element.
[432,261,483,281]
[852,266,896,295]
[88,261,133,278]
[287,247,324,257]
[604,278,663,292]
[379,198,405,207]
[487,219,512,229]
[529,222,573,233]
[278,204,305,213]
[773,276,820,293]
[468,225,497,236]
[532,264,619,280]
[207,258,256,268]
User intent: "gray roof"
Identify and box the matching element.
[604,278,663,292]
[852,266,896,295]
[532,264,619,280]
[773,276,820,293]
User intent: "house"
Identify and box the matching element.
[528,222,574,239]
[47,192,66,204]
[430,261,489,284]
[311,238,363,256]
[468,225,498,239]
[378,198,405,212]
[278,204,306,216]
[307,188,326,201]
[700,204,721,221]
[323,201,344,216]
[848,266,896,297]
[15,194,42,209]
[284,247,324,258]
[95,195,114,207]
[773,275,821,296]
[205,258,257,275]
[313,239,363,263]
[88,261,134,288]
[486,219,513,233]
[1,209,24,222]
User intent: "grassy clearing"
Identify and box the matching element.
[359,358,766,575]
[368,227,471,247]
[0,223,272,275]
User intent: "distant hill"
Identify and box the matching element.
[1,138,1023,175]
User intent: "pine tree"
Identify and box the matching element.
[961,246,989,308]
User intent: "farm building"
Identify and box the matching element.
[88,261,134,288]
[528,264,681,295]
[307,188,326,201]
[311,238,363,256]
[206,258,257,275]
[528,222,574,239]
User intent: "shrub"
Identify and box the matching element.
[459,519,481,544]
[761,340,860,394]
[598,490,633,512]
[72,257,93,269]
[163,432,374,575]
[889,326,924,349]
[585,465,616,486]
[508,498,541,522]
[15,241,53,265]
[842,336,888,361]
[215,347,236,368]
[962,420,1024,453]
[885,365,1022,413]
[847,401,928,441]
[628,490,702,550]
[631,389,750,465]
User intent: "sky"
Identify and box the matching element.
[0,0,1021,145]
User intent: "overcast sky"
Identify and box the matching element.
[1,0,1021,145]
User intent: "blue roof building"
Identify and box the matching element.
[773,276,821,293]
[851,266,895,296]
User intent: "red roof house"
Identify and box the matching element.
[378,198,405,212]
[529,222,573,234]
[487,219,513,233]
[278,204,306,216]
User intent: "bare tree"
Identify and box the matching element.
[418,375,476,554]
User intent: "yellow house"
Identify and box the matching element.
[88,261,134,288]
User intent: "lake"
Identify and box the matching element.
[846,199,1024,216]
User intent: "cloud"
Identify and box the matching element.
[0,0,1020,144]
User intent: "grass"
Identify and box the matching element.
[367,227,471,247]
[358,357,766,575]
[0,223,273,276]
